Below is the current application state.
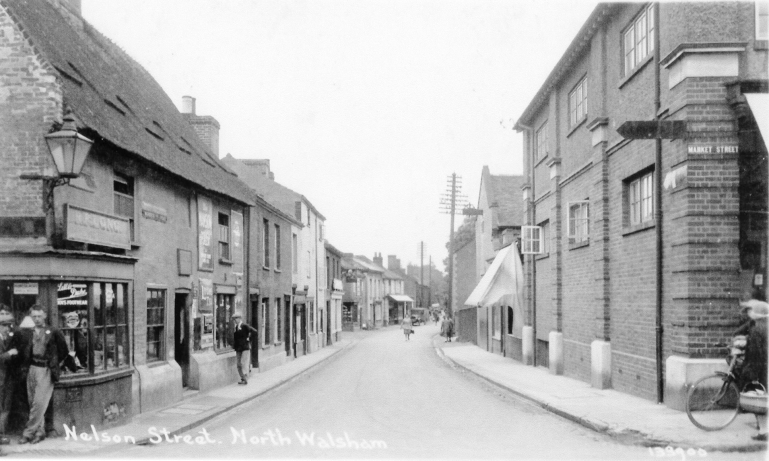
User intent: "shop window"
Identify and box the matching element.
[507,306,514,335]
[113,172,135,242]
[309,301,315,334]
[215,294,233,350]
[262,297,271,346]
[569,77,588,128]
[627,170,655,226]
[0,281,40,325]
[60,282,129,376]
[623,4,655,77]
[146,289,165,362]
[568,201,590,245]
[218,213,230,261]
[276,297,282,343]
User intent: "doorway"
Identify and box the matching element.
[326,300,332,345]
[250,299,259,368]
[284,297,291,357]
[174,292,189,388]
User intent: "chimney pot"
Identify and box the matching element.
[182,96,196,115]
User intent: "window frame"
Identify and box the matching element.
[567,201,590,244]
[274,223,281,271]
[113,172,136,243]
[214,293,233,351]
[263,219,270,268]
[535,121,549,162]
[146,288,165,363]
[569,77,588,128]
[626,169,655,228]
[217,212,230,262]
[292,233,298,274]
[622,4,655,77]
[758,2,769,41]
[521,225,542,255]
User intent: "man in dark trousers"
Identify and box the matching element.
[0,306,18,446]
[232,313,258,385]
[18,305,71,444]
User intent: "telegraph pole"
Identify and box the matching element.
[439,173,466,318]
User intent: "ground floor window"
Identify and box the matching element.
[492,305,501,339]
[215,294,233,350]
[146,289,165,362]
[276,297,283,343]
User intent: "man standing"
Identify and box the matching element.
[0,307,17,446]
[232,313,257,385]
[18,305,70,444]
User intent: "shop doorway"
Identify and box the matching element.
[326,301,332,345]
[284,297,291,357]
[174,293,189,388]
[250,299,259,368]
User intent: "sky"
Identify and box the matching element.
[81,0,597,272]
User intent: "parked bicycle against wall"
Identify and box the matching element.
[685,337,766,431]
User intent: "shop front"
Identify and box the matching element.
[0,250,136,432]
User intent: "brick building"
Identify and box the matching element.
[515,2,767,408]
[325,241,345,343]
[0,0,256,430]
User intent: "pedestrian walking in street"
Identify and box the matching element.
[735,294,768,441]
[16,305,72,444]
[441,315,454,342]
[0,307,18,447]
[401,316,413,341]
[232,313,258,385]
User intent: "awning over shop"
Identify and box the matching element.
[464,244,524,309]
[293,295,306,305]
[387,294,414,303]
[745,93,769,143]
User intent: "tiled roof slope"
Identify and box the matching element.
[221,155,325,221]
[353,256,385,273]
[5,0,253,204]
[489,174,524,228]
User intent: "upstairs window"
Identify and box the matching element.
[628,171,655,226]
[569,77,588,127]
[568,201,590,244]
[623,4,655,77]
[521,226,542,255]
[113,173,135,242]
[274,224,281,270]
[263,219,270,267]
[535,121,549,161]
[218,212,230,261]
[292,234,298,274]
[758,2,769,40]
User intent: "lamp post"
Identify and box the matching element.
[20,110,94,243]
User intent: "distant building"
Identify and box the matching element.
[325,241,345,343]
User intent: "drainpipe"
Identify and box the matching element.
[653,2,664,404]
[518,122,536,367]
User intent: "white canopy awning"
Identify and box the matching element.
[387,294,414,303]
[464,244,524,308]
[745,93,769,144]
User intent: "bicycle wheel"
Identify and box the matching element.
[686,374,740,431]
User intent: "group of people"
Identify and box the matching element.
[735,292,768,442]
[398,310,454,342]
[0,304,73,450]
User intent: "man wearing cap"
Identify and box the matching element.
[0,306,18,446]
[17,305,71,444]
[232,313,258,385]
[737,293,768,441]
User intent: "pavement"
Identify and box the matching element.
[432,330,767,454]
[3,336,357,457]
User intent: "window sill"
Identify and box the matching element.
[215,348,234,355]
[535,252,550,261]
[262,265,270,271]
[568,239,590,251]
[622,220,655,236]
[566,116,587,137]
[755,40,768,51]
[274,269,282,273]
[535,153,549,168]
[147,360,168,369]
[57,367,133,387]
[618,54,653,90]
[219,259,233,266]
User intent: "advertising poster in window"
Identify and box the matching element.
[198,278,213,314]
[201,314,213,349]
[231,210,244,274]
[197,196,213,271]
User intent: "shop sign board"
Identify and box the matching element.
[231,211,244,274]
[141,201,167,223]
[64,205,130,249]
[197,196,214,271]
[14,282,38,295]
[57,282,88,306]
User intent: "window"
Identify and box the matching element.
[568,201,590,244]
[292,234,298,274]
[492,305,501,339]
[540,220,549,254]
[218,213,230,261]
[146,289,165,362]
[274,224,281,270]
[307,251,311,278]
[758,2,768,40]
[628,171,654,225]
[521,226,542,254]
[113,173,135,242]
[569,77,588,127]
[535,121,548,161]
[263,298,272,345]
[623,4,655,76]
[276,297,283,342]
[59,282,130,376]
[263,219,270,267]
[507,306,514,335]
[319,223,324,242]
[215,294,233,350]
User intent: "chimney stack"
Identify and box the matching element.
[181,96,220,158]
[387,255,400,271]
[373,253,383,267]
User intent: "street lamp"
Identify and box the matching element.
[20,110,94,239]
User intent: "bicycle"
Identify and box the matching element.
[685,337,758,431]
